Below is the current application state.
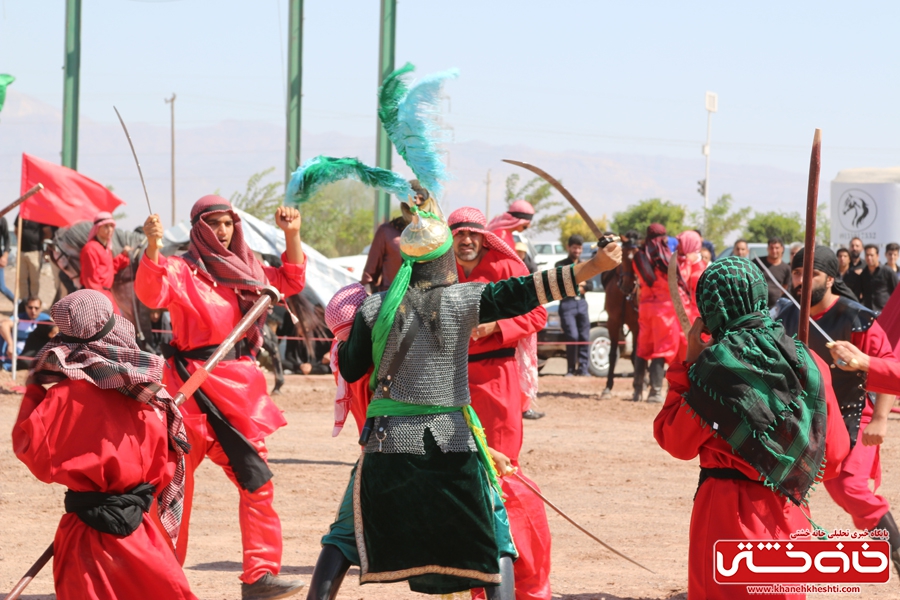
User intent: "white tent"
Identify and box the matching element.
[163,208,358,305]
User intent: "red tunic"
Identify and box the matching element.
[134,252,305,442]
[458,249,551,600]
[633,264,682,363]
[80,239,131,314]
[13,381,196,600]
[679,256,706,323]
[654,357,850,600]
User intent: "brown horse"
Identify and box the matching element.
[601,241,640,396]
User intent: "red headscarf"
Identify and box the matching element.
[448,206,526,267]
[676,230,702,256]
[87,211,116,245]
[184,195,269,350]
[486,199,535,233]
[634,223,672,287]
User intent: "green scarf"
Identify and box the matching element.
[686,257,827,507]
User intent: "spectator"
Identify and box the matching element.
[14,217,54,300]
[0,216,13,302]
[0,297,55,370]
[836,247,851,279]
[848,236,865,274]
[754,237,791,308]
[80,212,132,314]
[555,234,592,376]
[144,308,172,356]
[732,239,750,258]
[860,244,897,311]
[693,229,716,261]
[700,247,712,264]
[514,241,529,262]
[885,242,900,279]
[789,241,803,263]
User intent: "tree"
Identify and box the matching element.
[504,173,566,235]
[688,194,750,251]
[298,180,377,258]
[229,167,284,220]
[557,212,608,246]
[744,211,804,244]
[816,203,830,245]
[610,198,685,236]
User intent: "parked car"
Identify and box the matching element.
[715,243,768,261]
[531,240,567,269]
[536,273,631,377]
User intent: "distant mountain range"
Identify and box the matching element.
[1,89,812,239]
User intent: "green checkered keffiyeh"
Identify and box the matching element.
[686,257,827,507]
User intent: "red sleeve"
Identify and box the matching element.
[262,252,306,298]
[112,251,131,273]
[361,226,386,287]
[80,241,114,292]
[853,322,900,395]
[653,361,713,460]
[496,306,547,345]
[135,253,174,309]
[12,384,53,483]
[811,353,850,480]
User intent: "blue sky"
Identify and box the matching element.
[2,0,900,186]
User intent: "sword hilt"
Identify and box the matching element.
[597,234,621,249]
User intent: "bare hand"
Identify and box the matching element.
[685,317,712,364]
[276,206,302,234]
[5,345,12,359]
[471,322,499,340]
[590,242,622,273]
[0,252,8,268]
[863,417,888,446]
[122,245,133,255]
[143,214,164,244]
[488,446,516,477]
[826,341,867,372]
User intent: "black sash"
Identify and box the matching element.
[468,348,517,363]
[164,343,273,493]
[694,467,759,500]
[65,482,156,537]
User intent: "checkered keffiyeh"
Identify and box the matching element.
[326,283,368,436]
[31,290,190,543]
[685,257,827,507]
[184,195,269,351]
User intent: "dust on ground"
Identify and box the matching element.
[1,365,898,600]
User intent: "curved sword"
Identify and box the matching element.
[114,106,162,248]
[668,257,692,336]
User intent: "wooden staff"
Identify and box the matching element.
[798,129,821,345]
[3,286,280,600]
[10,216,23,381]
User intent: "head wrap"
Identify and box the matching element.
[687,257,827,507]
[31,290,189,541]
[791,245,859,303]
[448,206,526,267]
[633,223,673,288]
[326,283,369,437]
[184,195,269,350]
[88,212,116,245]
[486,199,535,233]
[676,230,702,256]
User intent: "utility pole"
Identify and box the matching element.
[702,91,718,210]
[61,0,81,170]
[375,0,397,229]
[285,0,303,183]
[485,169,491,221]
[165,94,176,226]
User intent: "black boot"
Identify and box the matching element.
[632,357,647,402]
[484,556,515,600]
[242,573,305,600]
[876,511,900,579]
[305,545,352,600]
[646,358,666,403]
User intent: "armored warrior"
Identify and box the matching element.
[773,246,900,576]
[305,196,622,599]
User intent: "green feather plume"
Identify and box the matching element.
[286,156,413,205]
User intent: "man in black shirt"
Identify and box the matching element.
[555,234,593,376]
[860,244,897,311]
[754,237,791,308]
[13,217,54,300]
[848,237,865,275]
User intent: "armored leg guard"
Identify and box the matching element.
[305,545,351,600]
[485,556,515,600]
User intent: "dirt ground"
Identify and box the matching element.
[2,365,899,600]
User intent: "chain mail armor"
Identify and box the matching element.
[359,282,486,455]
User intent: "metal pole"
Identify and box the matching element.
[703,110,711,210]
[61,0,81,170]
[285,0,303,183]
[165,94,176,226]
[374,0,397,229]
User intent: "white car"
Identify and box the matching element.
[531,240,567,269]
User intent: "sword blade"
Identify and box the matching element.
[512,472,655,574]
[113,106,153,216]
[753,256,834,344]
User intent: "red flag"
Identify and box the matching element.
[19,153,125,228]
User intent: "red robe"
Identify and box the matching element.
[679,256,706,324]
[13,380,196,600]
[654,356,850,600]
[458,249,552,600]
[80,239,131,314]
[134,251,305,584]
[633,263,682,363]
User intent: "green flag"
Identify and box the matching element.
[0,74,15,115]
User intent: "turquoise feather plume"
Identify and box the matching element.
[377,64,459,198]
[286,156,413,205]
